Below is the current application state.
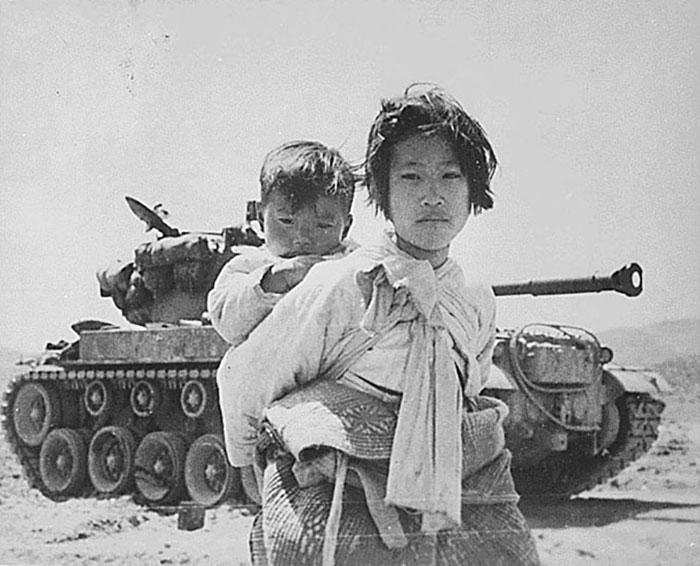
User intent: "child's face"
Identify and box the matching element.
[387,134,470,263]
[261,192,352,258]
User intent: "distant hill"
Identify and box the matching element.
[598,318,700,367]
[654,354,700,392]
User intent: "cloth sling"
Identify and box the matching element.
[263,307,405,566]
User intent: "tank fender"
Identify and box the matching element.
[603,365,672,395]
[482,365,517,390]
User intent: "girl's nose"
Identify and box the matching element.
[421,181,445,206]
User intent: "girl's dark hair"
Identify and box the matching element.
[364,84,498,218]
[260,140,356,212]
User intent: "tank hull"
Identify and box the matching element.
[2,323,667,508]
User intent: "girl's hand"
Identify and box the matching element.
[239,464,262,505]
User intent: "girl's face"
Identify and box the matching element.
[387,134,470,267]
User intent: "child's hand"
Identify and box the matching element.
[261,255,324,293]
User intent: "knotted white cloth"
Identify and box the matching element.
[345,234,492,531]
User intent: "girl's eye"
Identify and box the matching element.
[400,172,419,181]
[444,171,463,180]
[317,223,334,230]
[277,217,294,225]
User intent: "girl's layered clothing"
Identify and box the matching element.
[217,233,497,528]
[217,233,541,565]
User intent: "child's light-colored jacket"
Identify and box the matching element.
[207,240,357,347]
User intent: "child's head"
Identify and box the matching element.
[258,140,355,258]
[364,85,498,263]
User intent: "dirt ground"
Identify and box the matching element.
[0,389,698,566]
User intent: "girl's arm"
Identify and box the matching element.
[475,288,497,389]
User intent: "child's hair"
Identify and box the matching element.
[259,140,356,212]
[365,84,498,219]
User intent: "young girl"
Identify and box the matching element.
[218,85,540,566]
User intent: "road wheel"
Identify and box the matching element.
[185,434,241,507]
[134,431,186,505]
[88,426,137,496]
[130,380,161,418]
[84,381,115,419]
[13,382,61,447]
[39,428,88,497]
[180,380,209,418]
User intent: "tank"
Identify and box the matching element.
[1,197,669,521]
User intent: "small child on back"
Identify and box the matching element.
[207,140,357,347]
[208,141,356,501]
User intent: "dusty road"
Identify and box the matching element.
[1,391,698,566]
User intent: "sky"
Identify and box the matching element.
[1,0,699,353]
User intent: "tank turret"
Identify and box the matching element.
[97,196,263,326]
[1,199,669,529]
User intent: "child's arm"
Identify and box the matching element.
[207,255,284,345]
[208,254,326,345]
[217,265,356,468]
[258,255,325,293]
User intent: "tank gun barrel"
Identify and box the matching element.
[492,263,643,298]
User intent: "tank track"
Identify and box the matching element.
[513,392,665,498]
[3,368,664,505]
[1,363,239,509]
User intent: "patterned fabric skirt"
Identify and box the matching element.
[248,451,540,566]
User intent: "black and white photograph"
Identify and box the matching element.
[1,1,698,565]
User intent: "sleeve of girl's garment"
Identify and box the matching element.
[217,266,356,467]
[475,286,497,387]
[207,256,283,345]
